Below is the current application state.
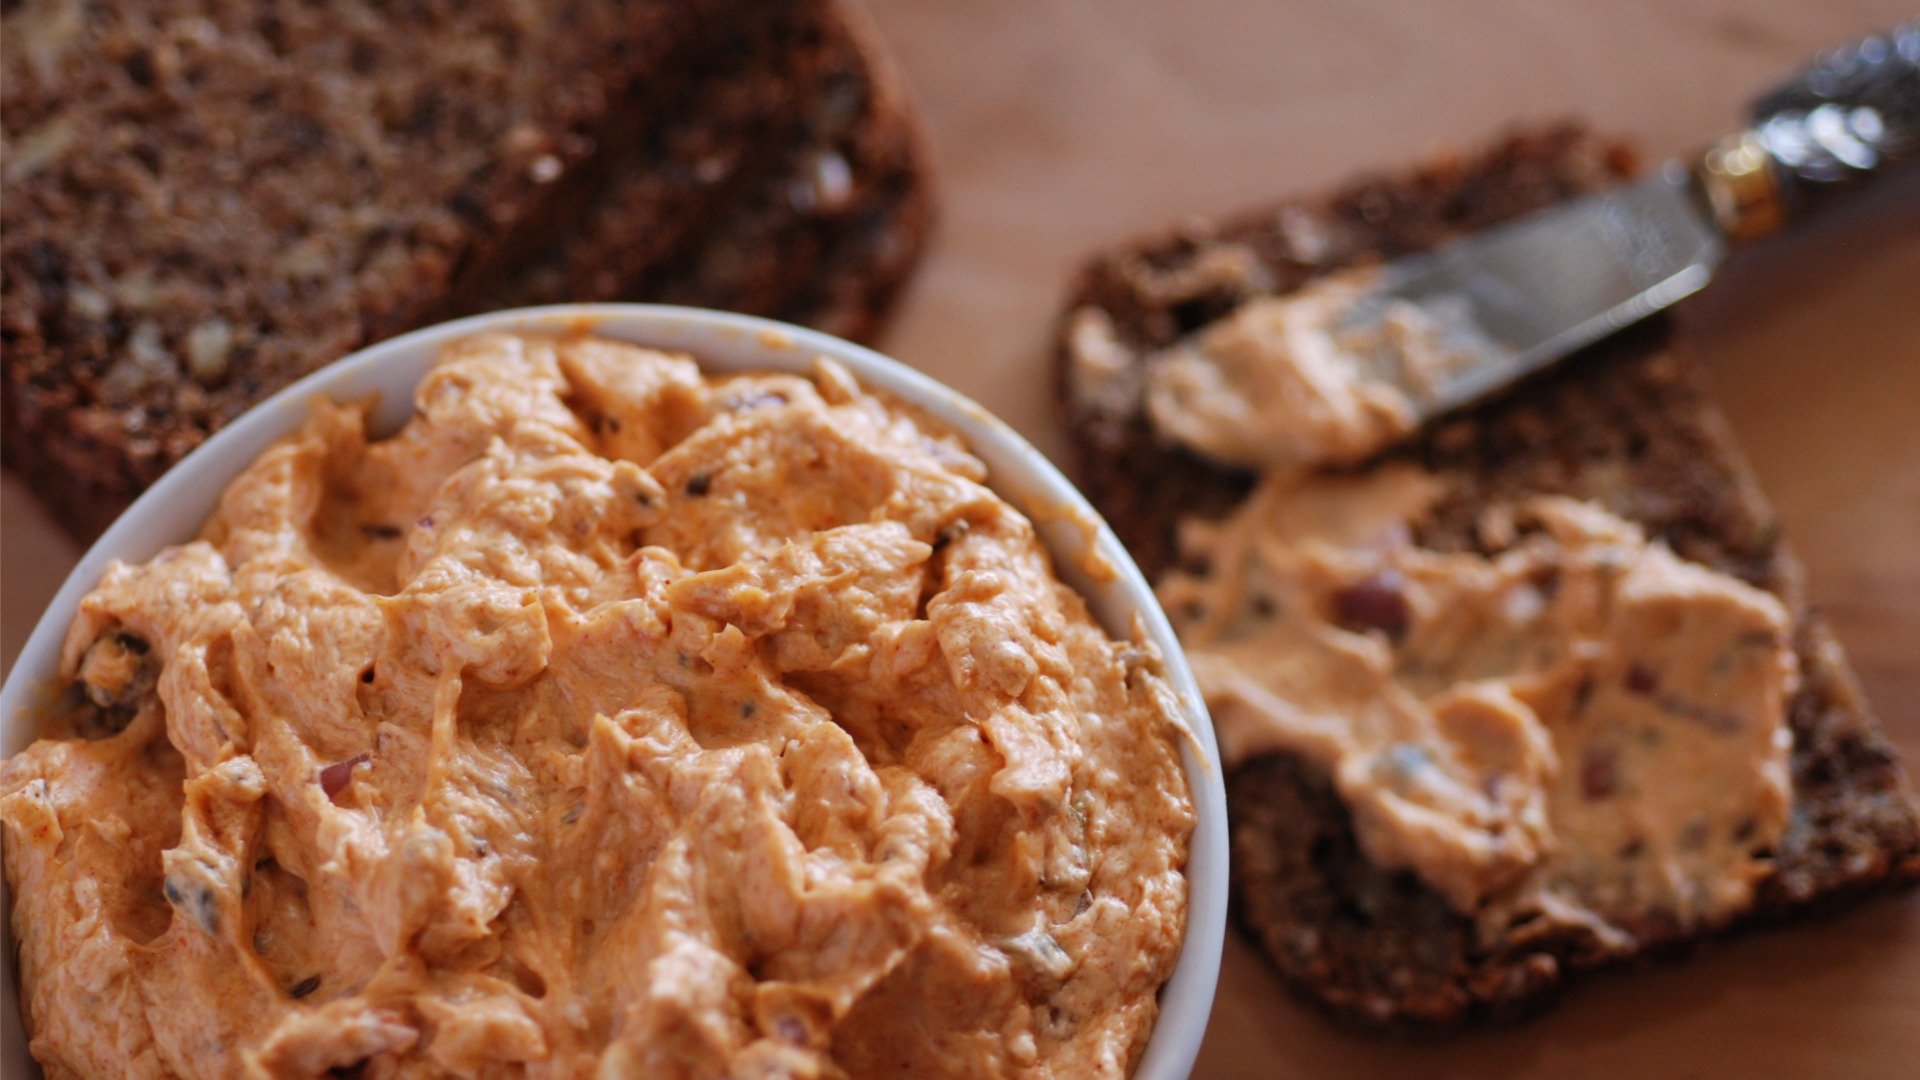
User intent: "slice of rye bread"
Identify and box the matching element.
[472,0,933,346]
[758,0,933,351]
[1,0,933,540]
[454,0,857,314]
[0,0,760,534]
[1053,124,1920,1028]
[641,0,932,345]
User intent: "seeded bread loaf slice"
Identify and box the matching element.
[1054,125,1920,1028]
[2,0,934,541]
[475,0,933,345]
[458,0,856,314]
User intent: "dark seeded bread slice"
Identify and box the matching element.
[642,0,932,344]
[1054,125,1920,1028]
[473,0,932,345]
[1,0,755,534]
[456,0,851,314]
[1,0,934,542]
[761,7,933,351]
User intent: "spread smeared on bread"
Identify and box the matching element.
[1162,464,1794,939]
[1055,124,1920,1027]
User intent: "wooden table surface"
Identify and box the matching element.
[2,1,1915,1076]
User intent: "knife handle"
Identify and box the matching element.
[1697,20,1919,241]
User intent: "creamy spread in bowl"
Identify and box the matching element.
[1,330,1198,1078]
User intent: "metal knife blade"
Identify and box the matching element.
[1337,20,1916,426]
[1345,164,1725,418]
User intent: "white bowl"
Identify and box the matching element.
[0,305,1227,1078]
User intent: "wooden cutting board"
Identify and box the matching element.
[2,1,1913,1075]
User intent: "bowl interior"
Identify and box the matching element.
[0,305,1226,1078]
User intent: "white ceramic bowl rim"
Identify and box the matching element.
[0,305,1226,1078]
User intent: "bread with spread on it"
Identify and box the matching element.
[1054,124,1920,1028]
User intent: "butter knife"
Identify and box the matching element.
[1346,20,1920,419]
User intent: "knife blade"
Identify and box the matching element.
[1341,19,1918,425]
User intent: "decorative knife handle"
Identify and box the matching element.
[1697,20,1920,241]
